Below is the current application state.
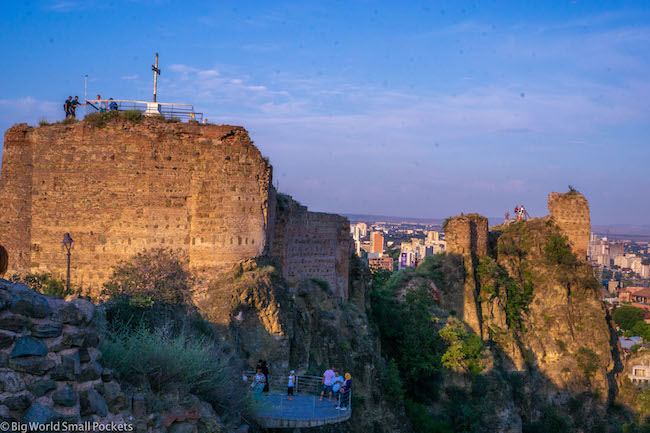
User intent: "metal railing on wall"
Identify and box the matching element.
[86,99,203,122]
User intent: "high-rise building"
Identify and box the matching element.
[357,223,368,238]
[370,232,384,254]
[427,231,440,243]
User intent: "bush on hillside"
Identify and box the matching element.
[612,306,645,331]
[101,325,247,415]
[103,248,194,307]
[439,317,486,375]
[10,272,78,297]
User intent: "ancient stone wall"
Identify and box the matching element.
[443,213,488,335]
[270,195,351,299]
[0,119,352,300]
[548,191,590,260]
[0,121,273,295]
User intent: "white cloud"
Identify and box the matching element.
[120,74,139,80]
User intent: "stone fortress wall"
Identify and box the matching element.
[0,121,351,299]
[443,213,488,335]
[270,196,351,299]
[548,191,591,260]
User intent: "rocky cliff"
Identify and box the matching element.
[197,258,410,433]
[438,191,623,430]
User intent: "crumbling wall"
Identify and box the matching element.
[444,213,488,335]
[548,191,591,260]
[0,121,273,295]
[270,196,351,299]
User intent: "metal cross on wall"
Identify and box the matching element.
[152,53,161,102]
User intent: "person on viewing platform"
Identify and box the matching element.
[95,94,107,112]
[0,245,8,277]
[69,96,85,119]
[319,367,336,402]
[109,98,118,111]
[332,369,344,402]
[287,370,296,401]
[257,360,270,392]
[336,373,352,410]
[504,211,511,225]
[251,368,266,399]
[63,96,73,119]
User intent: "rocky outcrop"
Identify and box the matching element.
[0,278,235,432]
[198,259,410,433]
[442,191,620,429]
[0,278,128,425]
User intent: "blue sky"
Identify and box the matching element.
[1,1,649,225]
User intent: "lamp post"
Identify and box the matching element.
[61,233,74,293]
[234,311,244,353]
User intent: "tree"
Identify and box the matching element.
[103,248,194,306]
[612,306,645,331]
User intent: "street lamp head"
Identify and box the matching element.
[234,311,244,324]
[61,233,74,251]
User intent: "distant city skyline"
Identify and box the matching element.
[1,1,649,225]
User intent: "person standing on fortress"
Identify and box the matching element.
[504,211,510,225]
[287,370,296,401]
[0,245,8,277]
[69,96,85,119]
[109,98,118,111]
[514,206,520,222]
[95,94,107,112]
[63,96,73,119]
[319,367,336,402]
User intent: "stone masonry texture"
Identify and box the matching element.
[548,191,590,260]
[444,213,488,335]
[0,120,351,298]
[270,195,351,299]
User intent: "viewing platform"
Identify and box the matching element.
[245,373,352,429]
[86,99,203,122]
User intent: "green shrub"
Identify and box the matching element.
[101,325,247,414]
[612,306,645,331]
[122,110,142,123]
[38,118,50,127]
[576,346,599,382]
[61,118,77,125]
[165,116,181,123]
[10,272,77,297]
[405,398,454,433]
[383,359,405,402]
[544,232,577,268]
[439,317,486,375]
[311,278,330,291]
[84,110,119,128]
[103,248,194,307]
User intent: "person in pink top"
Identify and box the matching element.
[319,367,337,402]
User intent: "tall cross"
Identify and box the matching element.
[152,53,161,102]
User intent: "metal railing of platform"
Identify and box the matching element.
[244,371,352,422]
[86,99,203,122]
